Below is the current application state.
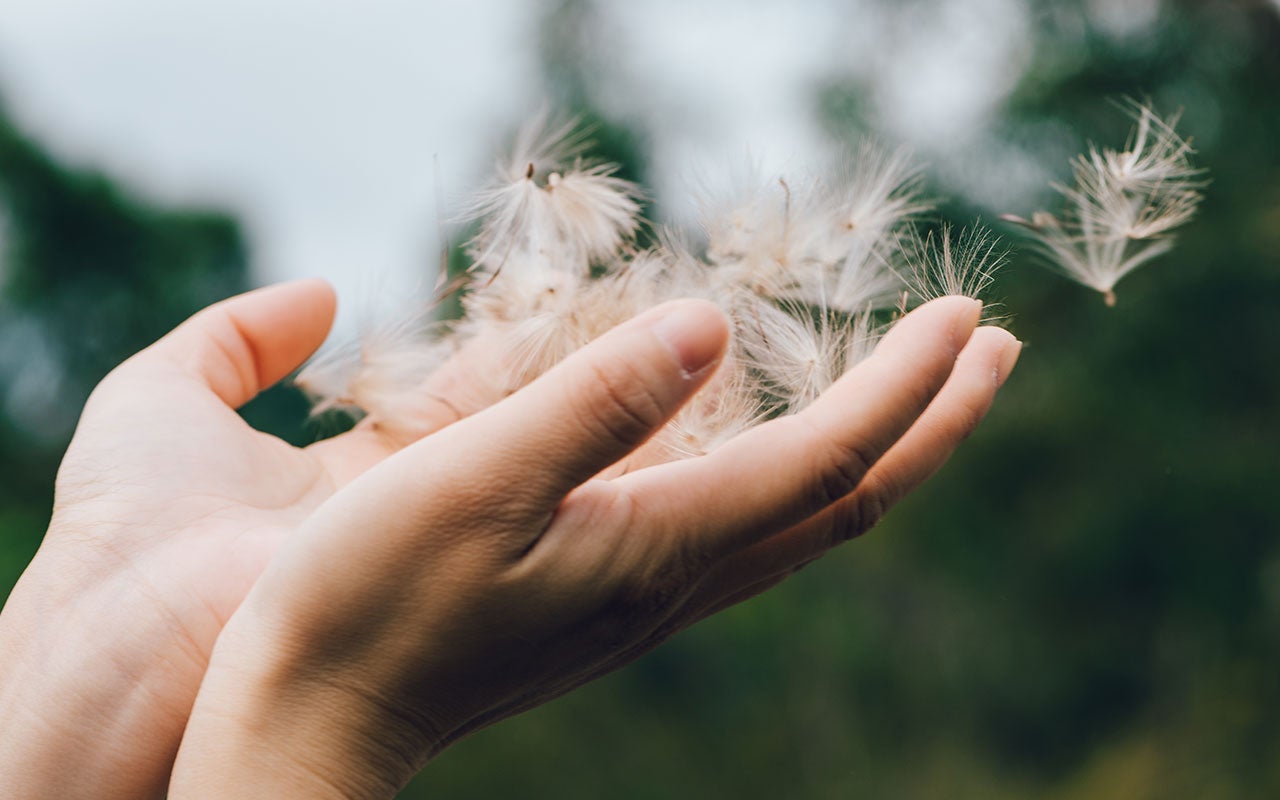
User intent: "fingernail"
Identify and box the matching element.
[650,300,728,377]
[995,338,1022,387]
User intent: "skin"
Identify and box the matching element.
[0,280,1018,798]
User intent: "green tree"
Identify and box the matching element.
[0,98,257,595]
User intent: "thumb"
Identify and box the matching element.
[127,278,337,408]
[417,299,729,510]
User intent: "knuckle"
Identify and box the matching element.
[593,561,696,651]
[199,310,259,393]
[853,479,890,534]
[826,480,889,548]
[796,416,877,509]
[825,502,861,549]
[574,359,668,449]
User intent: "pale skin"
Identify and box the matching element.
[0,280,1019,798]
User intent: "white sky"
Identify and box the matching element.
[0,0,541,318]
[0,0,1042,329]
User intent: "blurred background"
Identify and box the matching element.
[1,0,1278,796]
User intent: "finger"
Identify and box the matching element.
[686,325,1021,612]
[135,279,337,408]
[305,330,519,487]
[393,298,729,511]
[355,333,513,444]
[618,296,983,560]
[306,346,501,486]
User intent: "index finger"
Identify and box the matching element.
[615,296,983,561]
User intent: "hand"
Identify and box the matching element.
[169,296,1019,798]
[0,280,480,798]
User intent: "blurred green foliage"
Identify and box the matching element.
[0,100,313,593]
[2,0,1278,797]
[409,3,1280,798]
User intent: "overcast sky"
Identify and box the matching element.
[0,1,543,316]
[0,0,1100,328]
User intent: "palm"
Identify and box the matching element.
[60,370,392,659]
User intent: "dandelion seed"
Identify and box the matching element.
[834,142,931,244]
[697,166,799,295]
[698,145,926,316]
[1102,101,1201,192]
[461,115,643,288]
[296,311,458,440]
[899,224,1006,314]
[1002,102,1204,306]
[737,296,877,411]
[780,143,928,314]
[309,116,1017,454]
[834,310,879,373]
[820,232,908,316]
[655,357,773,460]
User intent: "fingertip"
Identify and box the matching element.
[268,278,338,327]
[915,294,983,318]
[996,335,1022,387]
[235,279,338,355]
[967,324,1017,352]
[879,295,983,359]
[941,296,985,352]
[302,277,338,312]
[958,326,1021,388]
[648,299,730,378]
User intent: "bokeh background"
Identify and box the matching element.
[2,1,1278,797]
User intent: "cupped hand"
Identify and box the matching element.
[0,280,477,798]
[170,295,1019,798]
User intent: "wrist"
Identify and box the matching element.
[171,611,441,800]
[0,547,207,799]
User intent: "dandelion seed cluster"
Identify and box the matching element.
[302,104,1201,457]
[1002,101,1205,306]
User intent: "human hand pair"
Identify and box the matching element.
[0,281,1018,798]
[168,286,1019,796]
